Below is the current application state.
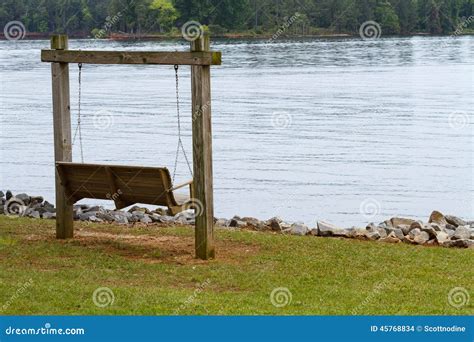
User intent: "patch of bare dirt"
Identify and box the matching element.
[46,228,260,265]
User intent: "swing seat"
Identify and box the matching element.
[55,162,193,216]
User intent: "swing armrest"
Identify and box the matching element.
[169,179,193,192]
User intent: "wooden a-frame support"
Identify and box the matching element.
[45,34,219,260]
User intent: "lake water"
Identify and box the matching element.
[0,36,473,226]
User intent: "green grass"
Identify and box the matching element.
[0,216,472,315]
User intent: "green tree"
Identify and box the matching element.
[150,0,178,32]
[375,0,400,34]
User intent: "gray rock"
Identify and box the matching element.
[88,215,103,223]
[26,210,40,219]
[428,210,447,226]
[377,227,387,238]
[445,223,457,230]
[421,225,437,239]
[453,226,470,240]
[128,205,150,214]
[413,231,430,245]
[290,222,309,236]
[267,217,283,231]
[334,227,355,238]
[391,228,405,240]
[42,212,56,219]
[445,215,467,227]
[446,229,456,238]
[255,222,268,230]
[78,211,99,221]
[30,196,44,205]
[366,223,377,232]
[215,218,229,227]
[131,211,145,221]
[230,216,247,228]
[96,210,115,222]
[387,217,416,227]
[113,215,128,224]
[149,213,165,223]
[410,221,423,230]
[317,221,343,237]
[429,223,442,232]
[366,231,381,240]
[84,206,103,213]
[442,239,474,248]
[435,231,450,244]
[159,215,176,224]
[398,224,412,235]
[140,214,153,224]
[242,217,260,226]
[408,228,421,240]
[16,193,31,205]
[350,228,369,240]
[171,210,195,225]
[379,232,401,243]
[43,201,55,213]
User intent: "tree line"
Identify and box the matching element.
[1,0,473,37]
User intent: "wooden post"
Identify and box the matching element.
[191,34,215,259]
[51,35,74,239]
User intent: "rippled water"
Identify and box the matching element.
[0,36,473,226]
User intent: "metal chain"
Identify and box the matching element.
[172,64,193,182]
[72,63,84,163]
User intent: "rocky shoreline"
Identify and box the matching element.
[1,190,473,249]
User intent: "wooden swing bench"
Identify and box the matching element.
[56,162,194,215]
[43,34,219,259]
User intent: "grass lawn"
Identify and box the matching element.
[0,216,472,315]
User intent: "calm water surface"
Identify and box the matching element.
[0,36,473,226]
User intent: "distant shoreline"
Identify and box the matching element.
[1,31,473,41]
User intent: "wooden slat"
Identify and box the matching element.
[41,50,222,66]
[54,162,175,208]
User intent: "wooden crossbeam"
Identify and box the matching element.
[41,50,222,65]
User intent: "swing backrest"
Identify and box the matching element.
[56,162,181,210]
